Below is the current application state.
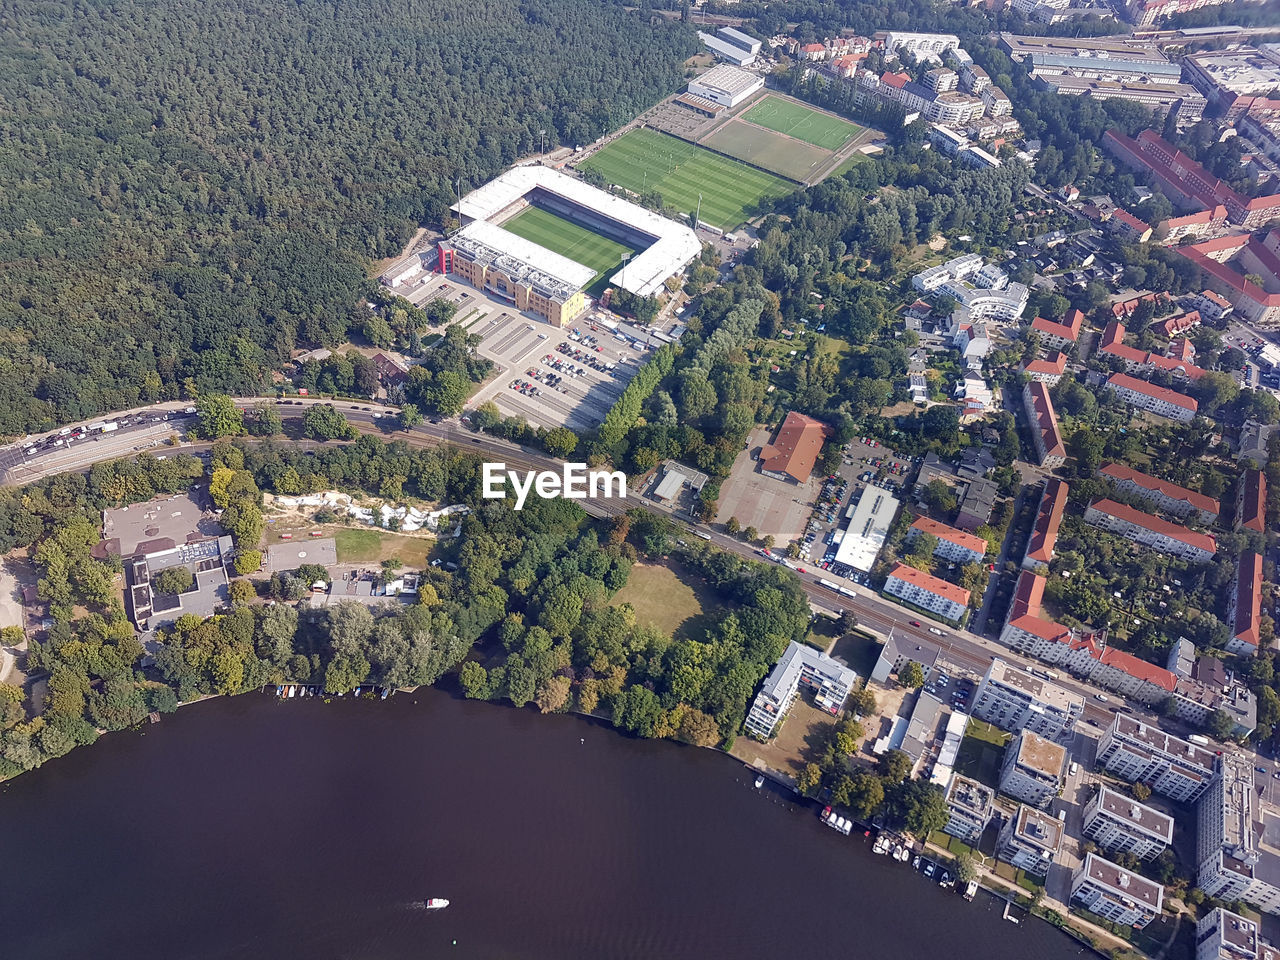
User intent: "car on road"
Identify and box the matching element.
[928,627,943,637]
[1095,694,1109,702]
[909,620,922,628]
[1258,767,1268,774]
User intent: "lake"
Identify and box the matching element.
[0,691,1094,959]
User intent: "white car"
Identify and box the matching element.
[1095,694,1109,703]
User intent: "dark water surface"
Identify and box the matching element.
[0,692,1093,960]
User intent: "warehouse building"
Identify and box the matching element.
[833,486,900,574]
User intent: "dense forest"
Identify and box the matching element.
[0,0,696,434]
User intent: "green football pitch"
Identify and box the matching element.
[578,129,793,230]
[740,96,861,151]
[501,205,638,295]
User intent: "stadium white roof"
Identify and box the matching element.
[453,166,701,299]
[452,219,595,300]
[834,486,900,573]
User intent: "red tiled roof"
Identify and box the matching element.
[1110,293,1164,319]
[1087,498,1217,555]
[1106,372,1199,413]
[1240,469,1267,534]
[1157,311,1200,339]
[910,516,988,555]
[1097,647,1177,692]
[801,42,825,52]
[1170,338,1195,362]
[881,71,910,88]
[1200,290,1232,310]
[1031,311,1083,343]
[760,412,832,483]
[1026,478,1068,567]
[1024,352,1067,378]
[1234,551,1264,649]
[1180,238,1280,308]
[1112,208,1151,234]
[886,562,971,606]
[1099,463,1219,518]
[1099,321,1147,365]
[1025,381,1065,460]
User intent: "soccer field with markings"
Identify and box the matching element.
[501,205,638,296]
[740,96,861,151]
[578,128,793,230]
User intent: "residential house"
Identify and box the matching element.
[1083,499,1216,563]
[884,563,971,622]
[998,804,1063,876]
[1099,462,1219,523]
[1082,786,1174,861]
[998,730,1065,808]
[1071,853,1164,929]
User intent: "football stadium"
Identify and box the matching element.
[437,166,701,327]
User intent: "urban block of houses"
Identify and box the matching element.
[912,254,1029,323]
[1083,498,1216,563]
[1197,752,1280,916]
[998,804,1063,876]
[1099,321,1204,380]
[998,730,1065,808]
[1157,310,1201,340]
[1083,785,1174,862]
[955,477,998,533]
[1099,462,1219,523]
[1237,468,1268,534]
[1023,351,1068,385]
[1170,653,1258,739]
[1023,381,1067,468]
[1097,713,1217,803]
[1071,852,1165,929]
[972,657,1083,743]
[1023,478,1068,571]
[1106,372,1199,423]
[759,411,832,484]
[944,774,994,844]
[1001,572,1180,706]
[907,516,987,565]
[883,562,970,623]
[743,641,857,739]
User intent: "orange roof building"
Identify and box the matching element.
[759,412,832,484]
[1024,478,1068,570]
[1237,468,1267,534]
[1227,551,1264,656]
[1099,463,1219,522]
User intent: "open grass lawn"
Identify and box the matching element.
[501,205,639,296]
[700,121,831,182]
[832,152,870,177]
[611,562,716,639]
[579,128,792,230]
[333,527,431,568]
[741,95,861,151]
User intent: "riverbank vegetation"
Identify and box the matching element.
[0,438,813,778]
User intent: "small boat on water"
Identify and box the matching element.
[287,686,296,698]
[424,898,449,910]
[893,844,908,862]
[754,774,764,789]
[964,881,978,901]
[872,835,890,855]
[912,855,921,869]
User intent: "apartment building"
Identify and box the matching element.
[1107,372,1199,422]
[998,730,1065,808]
[1083,498,1216,563]
[1237,468,1267,534]
[1197,752,1280,915]
[944,774,994,844]
[1194,908,1279,960]
[1228,551,1265,658]
[1023,381,1067,468]
[1031,309,1085,349]
[1097,713,1217,803]
[1023,478,1068,571]
[973,657,1083,743]
[997,804,1063,876]
[1023,351,1068,385]
[1099,462,1219,523]
[907,516,988,566]
[883,563,970,623]
[744,641,857,739]
[1071,852,1165,929]
[1082,786,1174,862]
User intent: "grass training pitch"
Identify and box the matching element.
[740,96,861,151]
[501,205,638,296]
[579,128,792,230]
[701,121,831,182]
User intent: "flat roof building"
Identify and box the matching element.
[1072,852,1164,929]
[1197,751,1280,916]
[999,731,1065,808]
[698,31,756,67]
[1194,908,1280,960]
[1097,713,1217,803]
[973,657,1083,743]
[744,641,857,740]
[688,64,765,107]
[1083,786,1174,862]
[944,774,995,844]
[998,804,1063,876]
[833,486,900,574]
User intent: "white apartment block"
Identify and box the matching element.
[911,254,1029,322]
[907,516,987,565]
[884,31,962,64]
[997,804,1063,876]
[1197,752,1280,916]
[883,563,970,623]
[1097,714,1217,804]
[744,641,857,740]
[998,730,1065,808]
[944,774,994,844]
[1083,786,1174,862]
[1083,499,1216,564]
[972,657,1082,743]
[1195,909,1278,960]
[1071,852,1164,929]
[1107,372,1198,423]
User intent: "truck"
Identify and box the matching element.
[1187,734,1211,747]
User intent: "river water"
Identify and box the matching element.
[0,692,1093,960]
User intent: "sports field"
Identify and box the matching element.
[501,205,637,295]
[579,128,792,230]
[741,96,861,151]
[701,121,830,182]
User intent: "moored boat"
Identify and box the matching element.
[424,898,449,910]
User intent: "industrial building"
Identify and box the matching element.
[686,64,765,108]
[442,166,701,324]
[1082,786,1174,862]
[998,730,1065,808]
[1071,853,1164,929]
[972,658,1083,743]
[832,486,900,574]
[743,641,857,740]
[997,804,1063,876]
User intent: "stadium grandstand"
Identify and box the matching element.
[439,166,701,326]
